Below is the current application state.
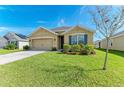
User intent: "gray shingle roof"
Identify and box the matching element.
[4,32,28,42]
[51,26,72,32]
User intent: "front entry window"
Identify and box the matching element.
[69,34,87,45]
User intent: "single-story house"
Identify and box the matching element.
[0,37,8,48]
[95,31,124,51]
[29,25,95,50]
[94,40,101,48]
[0,32,29,49]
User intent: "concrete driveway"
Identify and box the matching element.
[0,51,46,65]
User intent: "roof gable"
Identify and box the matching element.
[62,25,95,35]
[30,25,95,36]
[0,37,8,42]
[29,26,57,37]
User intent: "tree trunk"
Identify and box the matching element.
[103,38,109,70]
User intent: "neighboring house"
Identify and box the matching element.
[29,25,95,50]
[0,37,8,48]
[3,32,29,49]
[96,31,124,51]
[94,40,101,48]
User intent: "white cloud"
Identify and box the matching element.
[0,26,35,36]
[0,27,9,36]
[36,20,48,24]
[57,18,65,26]
[0,27,8,32]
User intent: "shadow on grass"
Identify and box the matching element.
[40,65,86,85]
[41,65,84,73]
[96,48,124,57]
[41,65,102,74]
[57,52,63,54]
[39,65,104,86]
[84,68,103,71]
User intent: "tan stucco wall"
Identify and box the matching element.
[100,39,107,49]
[100,35,124,51]
[64,26,94,45]
[29,28,59,49]
[111,36,124,51]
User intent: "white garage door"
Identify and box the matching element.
[32,39,53,50]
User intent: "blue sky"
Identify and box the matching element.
[0,5,98,40]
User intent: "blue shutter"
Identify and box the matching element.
[69,36,71,45]
[84,34,87,45]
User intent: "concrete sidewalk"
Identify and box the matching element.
[0,51,46,65]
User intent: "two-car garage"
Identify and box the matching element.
[29,27,58,50]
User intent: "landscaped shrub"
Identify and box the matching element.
[63,44,71,53]
[79,43,85,48]
[63,44,95,55]
[84,45,95,55]
[52,47,57,51]
[71,44,81,52]
[91,49,96,55]
[88,45,94,50]
[23,45,30,50]
[80,48,87,55]
[4,44,16,50]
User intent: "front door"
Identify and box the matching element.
[99,42,101,48]
[59,36,64,49]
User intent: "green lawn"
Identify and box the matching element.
[0,49,123,86]
[0,49,21,54]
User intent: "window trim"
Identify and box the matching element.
[69,33,86,36]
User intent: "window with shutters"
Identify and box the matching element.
[69,34,87,45]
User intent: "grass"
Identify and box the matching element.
[0,49,21,54]
[0,49,123,86]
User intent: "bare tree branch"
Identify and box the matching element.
[88,6,124,70]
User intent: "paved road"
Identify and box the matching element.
[0,51,46,65]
